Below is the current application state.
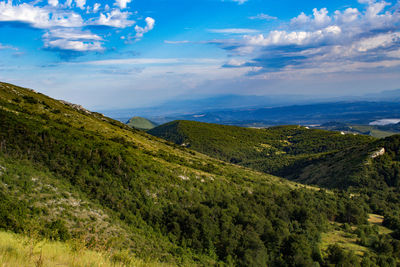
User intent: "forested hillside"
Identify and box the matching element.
[150,120,400,264]
[0,82,399,266]
[148,120,373,177]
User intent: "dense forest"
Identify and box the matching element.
[0,82,399,266]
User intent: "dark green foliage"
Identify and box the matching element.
[326,244,360,266]
[43,220,71,241]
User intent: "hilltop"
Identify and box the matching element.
[0,82,399,265]
[126,116,158,130]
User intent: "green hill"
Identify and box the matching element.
[150,120,400,244]
[126,116,157,130]
[148,120,373,178]
[0,82,399,266]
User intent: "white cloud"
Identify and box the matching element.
[43,28,104,51]
[209,28,259,34]
[249,13,277,20]
[75,0,86,9]
[313,8,331,26]
[223,58,248,67]
[44,39,103,51]
[354,32,400,52]
[92,9,135,28]
[44,28,103,41]
[334,8,360,23]
[215,0,400,75]
[135,17,155,39]
[164,40,190,44]
[93,3,100,13]
[0,0,151,52]
[244,26,341,47]
[48,0,58,7]
[114,0,131,9]
[291,8,331,29]
[0,1,84,28]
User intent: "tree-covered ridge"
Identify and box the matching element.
[148,120,373,177]
[0,82,398,266]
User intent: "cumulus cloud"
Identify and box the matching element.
[135,17,155,39]
[75,0,85,9]
[216,0,400,75]
[44,39,103,51]
[114,0,131,9]
[48,0,58,7]
[92,9,135,28]
[44,28,103,41]
[43,28,104,52]
[0,0,151,53]
[291,8,331,29]
[0,1,84,28]
[93,3,100,12]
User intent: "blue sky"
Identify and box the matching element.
[0,0,399,109]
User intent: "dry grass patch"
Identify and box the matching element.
[0,231,169,267]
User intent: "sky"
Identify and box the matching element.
[0,0,400,109]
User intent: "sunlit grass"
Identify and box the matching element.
[0,231,169,267]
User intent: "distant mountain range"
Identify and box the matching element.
[100,89,400,126]
[149,101,400,126]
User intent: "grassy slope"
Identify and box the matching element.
[148,120,373,178]
[0,230,168,267]
[126,116,157,130]
[0,82,367,266]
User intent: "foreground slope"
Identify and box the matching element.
[0,82,397,266]
[0,230,166,267]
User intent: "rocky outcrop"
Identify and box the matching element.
[371,148,385,158]
[59,100,91,114]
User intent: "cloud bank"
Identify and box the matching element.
[0,0,154,52]
[218,0,400,76]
